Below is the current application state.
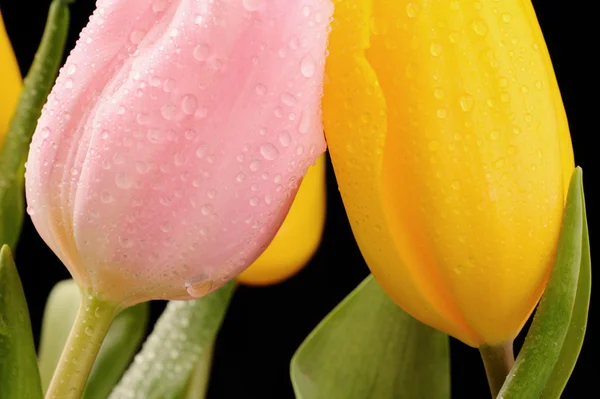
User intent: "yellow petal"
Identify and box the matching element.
[238,155,327,286]
[518,0,574,196]
[363,0,567,345]
[323,0,480,345]
[0,12,22,149]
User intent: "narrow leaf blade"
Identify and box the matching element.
[37,280,81,391]
[291,275,450,399]
[109,282,237,399]
[540,172,591,398]
[0,245,43,399]
[0,0,72,248]
[499,167,584,398]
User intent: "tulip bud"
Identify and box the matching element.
[238,154,326,285]
[0,12,22,148]
[25,0,333,306]
[323,0,574,346]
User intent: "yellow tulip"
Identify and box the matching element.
[323,0,574,347]
[0,12,22,149]
[238,155,327,286]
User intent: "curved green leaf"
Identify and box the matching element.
[0,0,73,248]
[0,245,43,399]
[37,279,150,398]
[498,167,585,398]
[109,282,237,399]
[291,275,450,399]
[539,171,591,398]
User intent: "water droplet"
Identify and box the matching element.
[116,173,132,189]
[279,131,292,147]
[281,92,298,107]
[161,103,177,120]
[449,32,460,43]
[502,13,512,23]
[186,280,214,298]
[163,79,176,92]
[451,180,461,190]
[249,196,260,207]
[459,95,474,112]
[242,0,263,11]
[472,19,488,36]
[490,131,500,140]
[196,144,208,159]
[207,189,217,199]
[130,30,145,44]
[193,44,210,61]
[301,55,316,78]
[85,326,94,336]
[260,144,279,160]
[255,84,267,95]
[298,110,311,134]
[236,173,247,182]
[406,2,419,18]
[201,204,213,216]
[437,108,448,119]
[495,158,506,169]
[249,160,261,171]
[430,42,443,56]
[135,161,150,174]
[434,88,445,100]
[100,191,113,203]
[26,206,35,215]
[65,79,73,89]
[181,95,198,115]
[152,0,167,13]
[67,64,77,75]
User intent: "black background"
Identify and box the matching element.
[0,1,594,398]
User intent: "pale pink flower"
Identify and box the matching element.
[25,0,332,305]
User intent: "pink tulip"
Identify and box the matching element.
[25,0,332,306]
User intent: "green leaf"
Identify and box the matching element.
[37,280,81,391]
[109,282,237,399]
[37,279,150,398]
[498,167,586,398]
[181,344,215,399]
[0,0,73,248]
[0,245,43,399]
[540,170,591,398]
[290,275,450,399]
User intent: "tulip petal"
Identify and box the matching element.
[323,0,481,344]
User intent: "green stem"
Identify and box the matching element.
[479,341,515,398]
[45,292,119,399]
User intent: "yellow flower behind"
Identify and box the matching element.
[238,155,326,286]
[0,12,22,149]
[323,0,573,346]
